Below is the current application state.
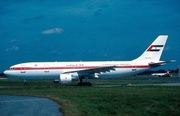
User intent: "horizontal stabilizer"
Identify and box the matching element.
[149,60,176,68]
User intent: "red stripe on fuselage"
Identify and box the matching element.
[8,65,150,71]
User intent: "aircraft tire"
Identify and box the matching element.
[24,83,27,86]
[78,83,82,86]
[78,82,92,86]
[87,82,92,86]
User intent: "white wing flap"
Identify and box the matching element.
[63,66,116,76]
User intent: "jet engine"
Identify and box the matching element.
[59,74,72,83]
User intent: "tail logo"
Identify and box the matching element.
[147,45,164,52]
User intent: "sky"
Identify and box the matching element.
[0,0,180,72]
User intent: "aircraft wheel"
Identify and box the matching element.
[78,82,92,86]
[87,82,92,86]
[78,83,82,86]
[24,83,28,86]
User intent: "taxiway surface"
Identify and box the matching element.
[0,95,62,116]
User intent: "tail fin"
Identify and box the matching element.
[165,71,171,77]
[134,35,168,62]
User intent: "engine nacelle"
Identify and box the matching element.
[59,74,72,84]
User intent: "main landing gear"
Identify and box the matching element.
[78,76,92,86]
[23,79,28,86]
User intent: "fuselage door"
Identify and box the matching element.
[131,62,136,71]
[21,65,26,73]
[44,64,49,73]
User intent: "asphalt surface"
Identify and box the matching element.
[94,83,180,87]
[0,95,62,116]
[94,76,180,87]
[131,83,180,87]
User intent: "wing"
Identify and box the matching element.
[63,66,116,76]
[149,60,176,68]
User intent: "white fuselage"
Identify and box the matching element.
[4,61,150,80]
[3,35,173,83]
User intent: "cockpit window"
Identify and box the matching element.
[9,68,15,70]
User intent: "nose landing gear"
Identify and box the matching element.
[23,79,28,86]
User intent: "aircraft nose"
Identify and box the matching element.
[3,69,17,78]
[3,70,7,75]
[3,70,9,77]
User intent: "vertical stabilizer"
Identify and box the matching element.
[134,35,168,62]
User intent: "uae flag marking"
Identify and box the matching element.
[147,45,164,52]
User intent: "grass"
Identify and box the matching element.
[0,78,180,116]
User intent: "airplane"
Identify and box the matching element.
[3,35,175,86]
[151,71,172,77]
